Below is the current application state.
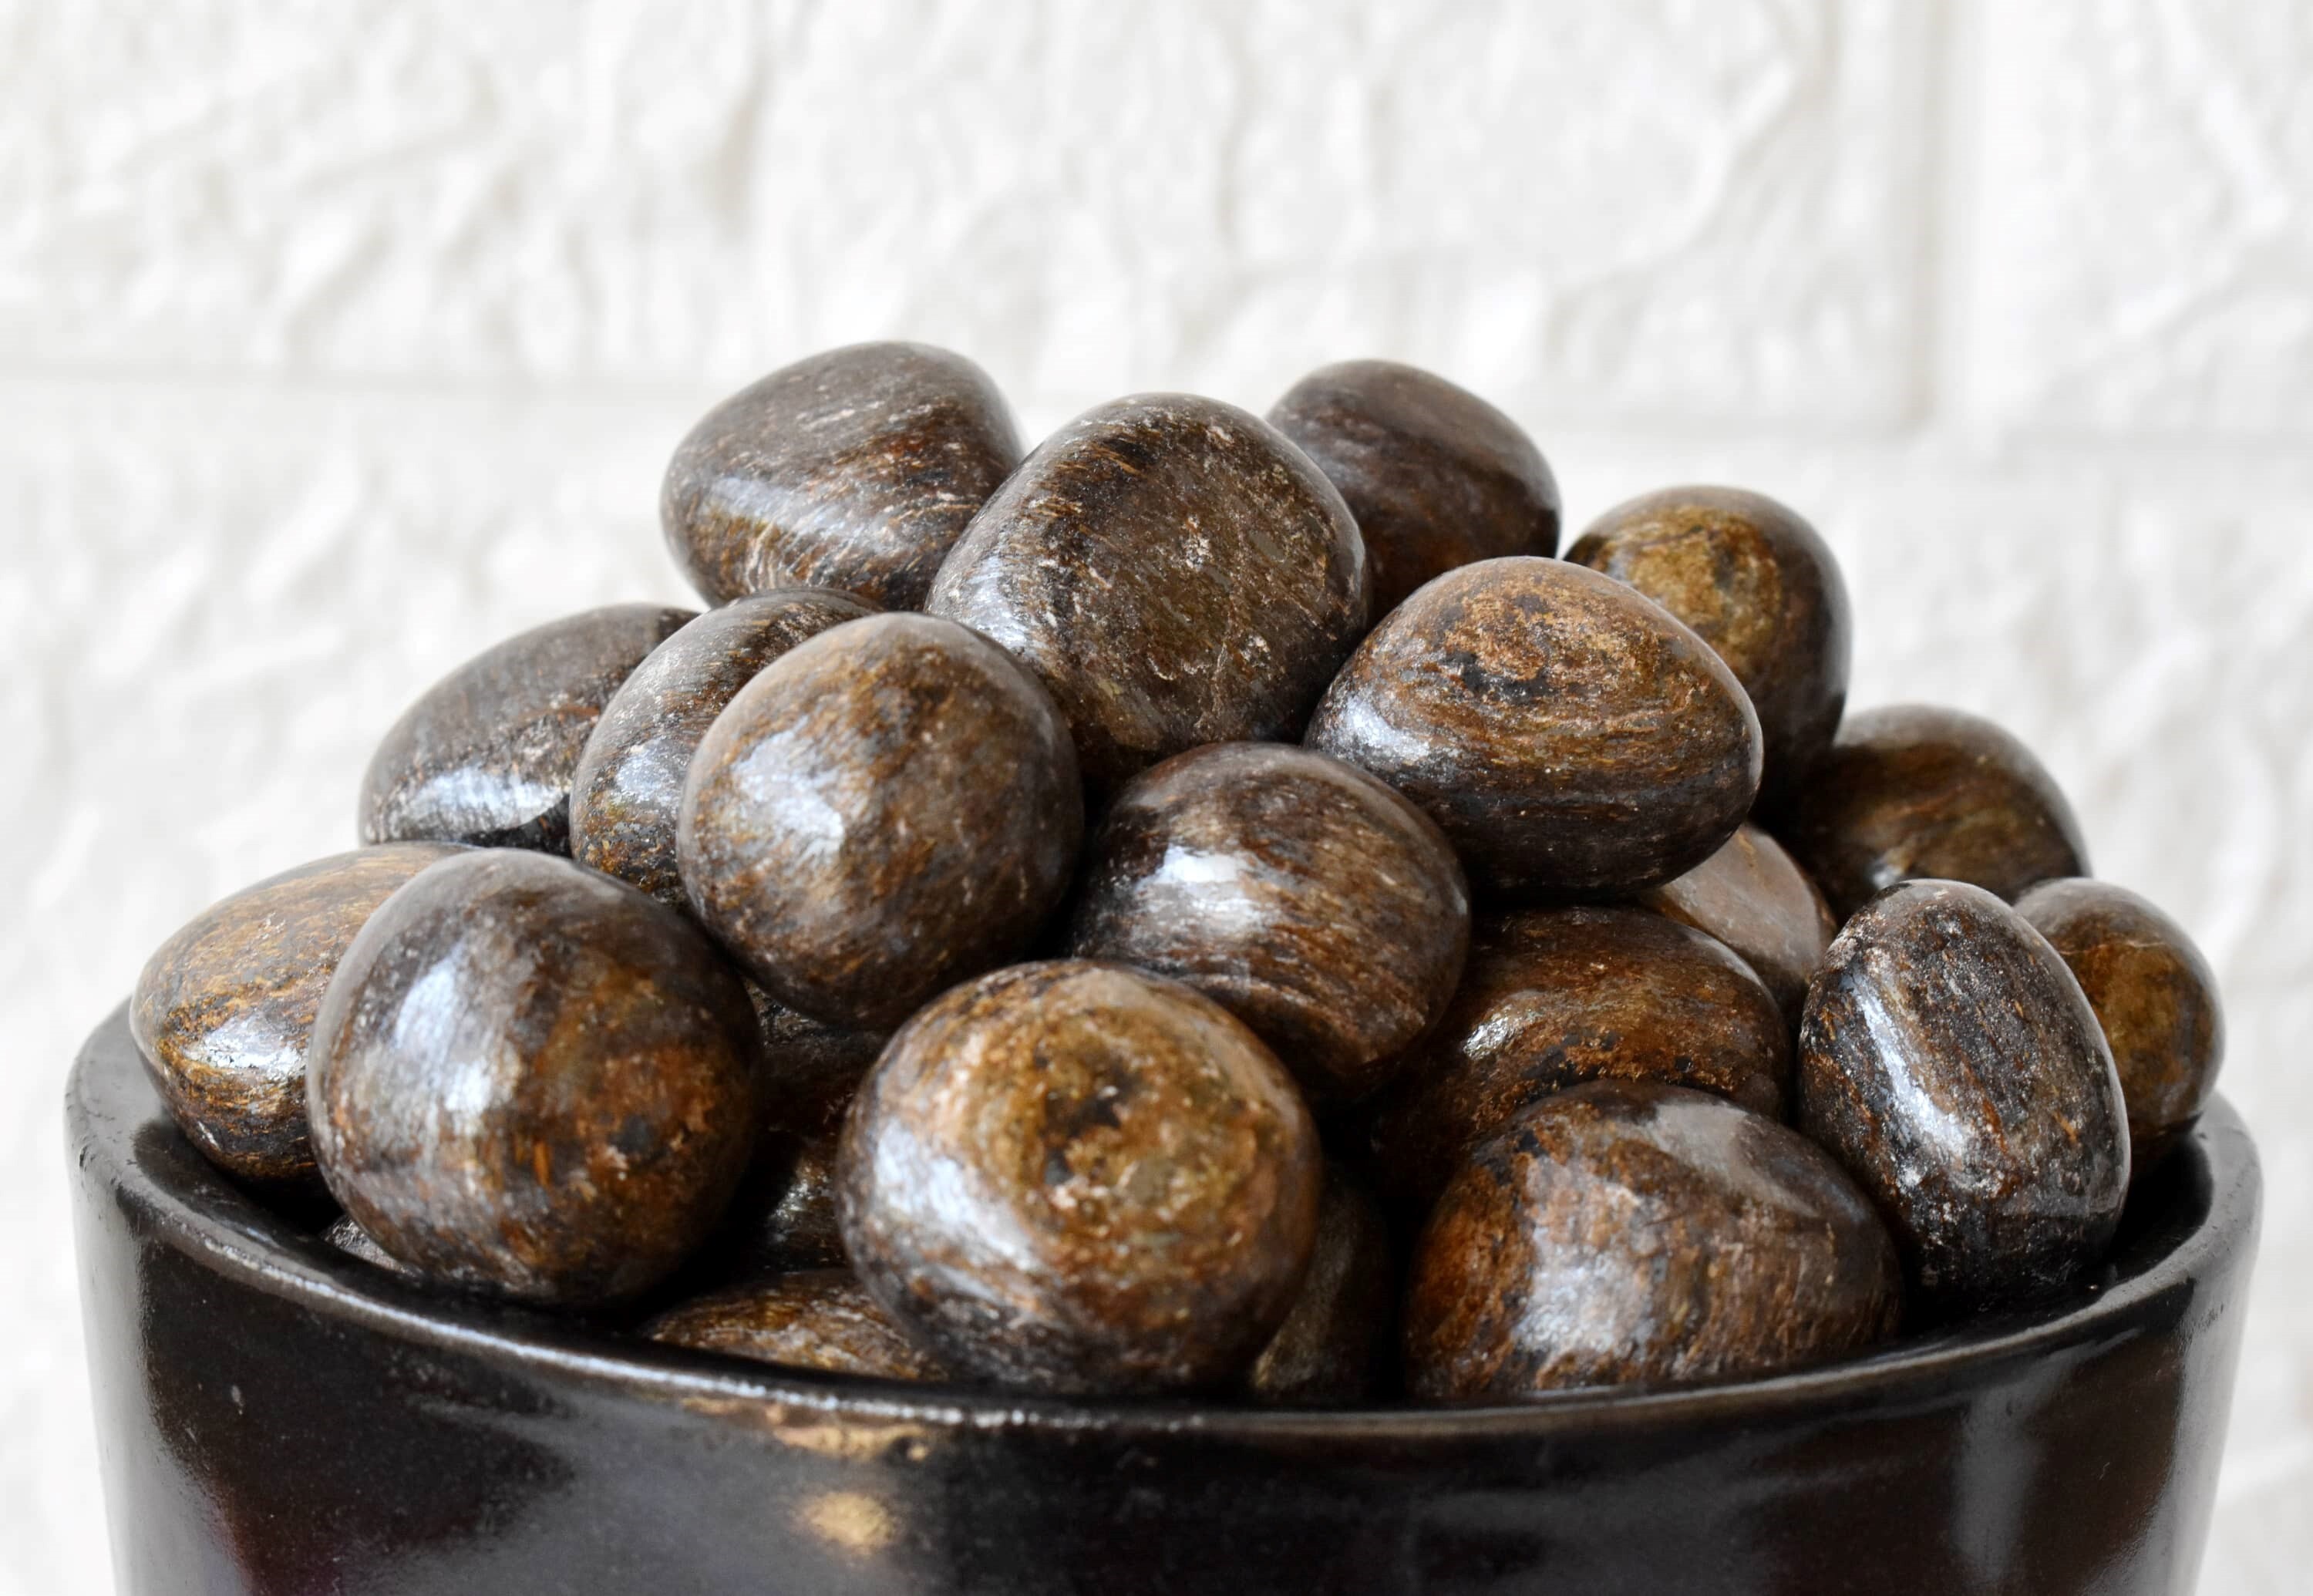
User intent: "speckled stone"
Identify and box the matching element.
[1633,823,1839,1025]
[1304,557,1761,898]
[1065,742,1469,1104]
[661,342,1023,611]
[307,850,763,1307]
[1777,703,2089,920]
[1402,1080,1902,1399]
[926,393,1370,795]
[678,612,1082,1031]
[1796,880,2130,1312]
[2016,877,2226,1174]
[359,603,695,852]
[321,1212,413,1276]
[1266,359,1560,618]
[1567,487,1850,813]
[570,590,874,904]
[645,1270,948,1382]
[837,960,1323,1396]
[1366,905,1790,1218]
[1242,1164,1396,1405]
[130,843,464,1188]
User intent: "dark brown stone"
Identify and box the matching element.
[570,591,874,904]
[1633,823,1839,1026]
[307,850,763,1307]
[1797,880,2130,1313]
[1367,905,1790,1218]
[926,393,1370,795]
[1242,1164,1395,1405]
[2015,878,2225,1174]
[1402,1080,1901,1399]
[644,1270,948,1382]
[1267,359,1560,618]
[1568,487,1850,812]
[1305,557,1761,898]
[1065,742,1469,1104]
[130,843,465,1188]
[661,342,1022,611]
[1778,703,2089,921]
[359,603,695,852]
[678,612,1082,1031]
[836,960,1323,1396]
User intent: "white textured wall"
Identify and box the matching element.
[3,3,2308,1591]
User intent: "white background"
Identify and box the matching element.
[3,3,2308,1591]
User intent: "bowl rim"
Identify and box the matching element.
[72,1002,2261,1444]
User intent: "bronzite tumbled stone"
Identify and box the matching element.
[927,393,1370,795]
[645,1270,949,1382]
[662,342,1023,611]
[1242,1164,1395,1406]
[1305,557,1761,898]
[1632,823,1840,1026]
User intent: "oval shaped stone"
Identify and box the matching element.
[131,842,465,1187]
[1065,741,1469,1104]
[1568,487,1850,812]
[1778,703,2089,920]
[359,603,695,851]
[837,961,1322,1396]
[645,1270,948,1382]
[1267,359,1560,618]
[2015,877,2225,1174]
[571,590,874,904]
[926,393,1370,794]
[308,850,762,1306]
[1403,1080,1901,1399]
[1366,905,1790,1217]
[661,342,1022,610]
[1633,823,1839,1025]
[1242,1164,1395,1406]
[678,612,1083,1031]
[1304,557,1761,897]
[1796,880,2130,1312]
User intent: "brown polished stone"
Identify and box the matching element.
[1778,703,2089,920]
[1567,487,1850,813]
[678,612,1082,1031]
[1797,880,2130,1313]
[2016,877,2226,1174]
[645,1270,948,1382]
[307,850,763,1307]
[1367,905,1789,1218]
[1065,742,1469,1104]
[1633,823,1839,1026]
[359,603,695,852]
[661,342,1022,611]
[926,393,1370,795]
[1267,359,1560,618]
[837,960,1323,1396]
[130,843,465,1188]
[570,590,874,904]
[1402,1080,1902,1399]
[1242,1164,1396,1406]
[1305,557,1761,899]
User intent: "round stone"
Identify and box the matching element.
[570,590,874,904]
[645,1271,948,1382]
[359,603,695,851]
[926,392,1370,795]
[307,850,762,1306]
[1403,1080,1902,1399]
[678,611,1083,1031]
[1633,823,1840,1025]
[1065,741,1470,1103]
[1242,1164,1396,1406]
[1304,557,1761,898]
[661,342,1022,610]
[836,961,1323,1396]
[1267,359,1560,618]
[1796,879,2130,1312]
[131,842,465,1187]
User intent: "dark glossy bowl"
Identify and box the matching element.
[69,1005,2259,1596]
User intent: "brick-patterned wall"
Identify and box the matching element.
[4,5,2306,1591]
